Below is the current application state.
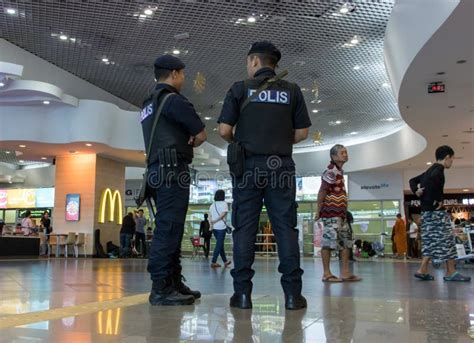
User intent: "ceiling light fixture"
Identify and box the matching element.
[335,120,342,124]
[382,82,390,88]
[247,16,256,23]
[6,8,16,15]
[317,100,322,104]
[463,189,469,192]
[349,131,358,135]
[426,162,432,165]
[201,162,205,166]
[204,117,212,121]
[0,82,4,87]
[312,109,318,113]
[19,160,24,163]
[102,58,109,62]
[339,3,355,14]
[41,157,47,160]
[19,145,26,148]
[5,151,11,154]
[144,9,153,15]
[43,100,50,105]
[139,14,147,18]
[353,65,361,70]
[59,35,68,40]
[172,49,180,55]
[216,169,220,172]
[85,143,93,147]
[386,117,395,121]
[350,36,359,44]
[339,6,349,14]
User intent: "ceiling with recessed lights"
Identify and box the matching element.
[0,0,403,149]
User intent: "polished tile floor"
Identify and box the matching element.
[0,257,473,342]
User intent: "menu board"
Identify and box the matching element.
[65,194,80,221]
[0,188,54,209]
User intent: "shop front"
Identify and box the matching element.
[0,187,54,256]
[126,170,405,257]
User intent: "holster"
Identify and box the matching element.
[227,142,245,178]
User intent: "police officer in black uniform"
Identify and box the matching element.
[218,41,311,310]
[141,55,207,306]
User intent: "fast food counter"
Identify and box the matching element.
[0,235,40,256]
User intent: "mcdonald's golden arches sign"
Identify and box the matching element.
[98,188,123,225]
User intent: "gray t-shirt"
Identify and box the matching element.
[135,216,147,233]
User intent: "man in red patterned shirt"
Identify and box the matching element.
[316,144,361,283]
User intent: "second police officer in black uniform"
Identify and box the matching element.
[140,55,207,306]
[218,41,312,310]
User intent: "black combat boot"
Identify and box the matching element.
[174,275,201,299]
[285,294,307,310]
[149,278,195,306]
[229,293,252,309]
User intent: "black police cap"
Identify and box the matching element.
[154,55,186,70]
[248,41,281,62]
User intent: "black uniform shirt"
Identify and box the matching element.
[218,67,312,129]
[141,84,205,140]
[141,84,205,164]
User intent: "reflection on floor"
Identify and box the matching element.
[0,258,473,342]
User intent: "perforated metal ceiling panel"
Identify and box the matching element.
[0,0,402,149]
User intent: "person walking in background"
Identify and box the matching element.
[21,210,35,236]
[120,212,136,258]
[316,145,361,283]
[407,217,419,258]
[410,145,471,282]
[392,214,407,258]
[40,211,52,255]
[199,213,212,259]
[209,189,231,269]
[134,209,147,257]
[40,211,52,235]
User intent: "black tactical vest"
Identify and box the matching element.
[234,77,296,156]
[141,90,193,165]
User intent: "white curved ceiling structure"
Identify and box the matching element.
[384,0,473,170]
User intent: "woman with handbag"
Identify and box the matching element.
[209,189,232,268]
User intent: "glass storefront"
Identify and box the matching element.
[177,200,400,256]
[126,177,400,256]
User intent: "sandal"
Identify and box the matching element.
[322,275,343,283]
[414,273,435,281]
[342,275,362,282]
[443,272,471,282]
[211,263,221,268]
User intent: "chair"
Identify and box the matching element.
[74,233,86,258]
[48,235,58,257]
[38,232,47,256]
[64,233,76,258]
